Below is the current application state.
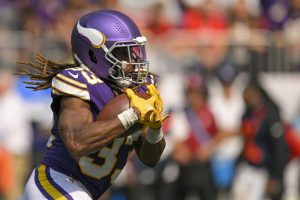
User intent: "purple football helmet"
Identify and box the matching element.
[71,9,149,87]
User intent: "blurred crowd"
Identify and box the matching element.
[1,0,300,200]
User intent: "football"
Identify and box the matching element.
[97,92,150,137]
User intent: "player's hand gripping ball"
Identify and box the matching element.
[97,92,150,137]
[125,87,157,124]
[146,84,169,129]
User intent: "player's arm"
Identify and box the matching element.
[52,70,141,158]
[58,96,127,158]
[134,128,166,167]
[266,117,288,196]
[126,84,167,167]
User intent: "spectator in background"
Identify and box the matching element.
[146,2,173,36]
[171,74,217,200]
[186,39,231,86]
[208,64,244,199]
[228,0,262,70]
[0,68,32,200]
[283,0,300,70]
[178,0,230,82]
[180,0,227,30]
[260,0,290,31]
[30,0,67,26]
[259,0,290,72]
[16,75,52,168]
[228,0,259,29]
[232,80,289,200]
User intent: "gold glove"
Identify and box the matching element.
[125,88,156,124]
[148,110,169,129]
[146,84,163,114]
[146,84,169,129]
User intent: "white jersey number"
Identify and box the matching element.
[78,138,125,180]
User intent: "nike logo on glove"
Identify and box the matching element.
[68,71,79,79]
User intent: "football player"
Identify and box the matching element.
[18,10,167,200]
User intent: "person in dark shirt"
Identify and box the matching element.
[232,81,289,200]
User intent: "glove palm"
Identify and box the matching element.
[146,84,169,129]
[125,88,156,124]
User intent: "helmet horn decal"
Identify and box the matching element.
[77,22,106,48]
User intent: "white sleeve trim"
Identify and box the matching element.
[52,77,90,101]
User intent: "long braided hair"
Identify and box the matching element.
[15,53,77,91]
[15,53,150,93]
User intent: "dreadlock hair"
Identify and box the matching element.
[15,53,77,91]
[16,53,158,93]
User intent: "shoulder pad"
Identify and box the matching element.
[51,67,90,101]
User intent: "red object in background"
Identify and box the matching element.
[241,108,266,164]
[284,124,300,160]
[185,105,217,153]
[0,147,14,194]
[148,22,172,36]
[181,10,228,30]
[161,111,171,135]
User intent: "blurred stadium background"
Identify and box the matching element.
[1,0,300,200]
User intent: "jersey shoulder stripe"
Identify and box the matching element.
[51,68,90,101]
[56,74,87,89]
[66,67,84,71]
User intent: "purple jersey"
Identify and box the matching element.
[42,66,154,199]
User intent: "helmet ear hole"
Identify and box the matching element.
[89,50,97,64]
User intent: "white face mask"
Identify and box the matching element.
[105,37,149,87]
